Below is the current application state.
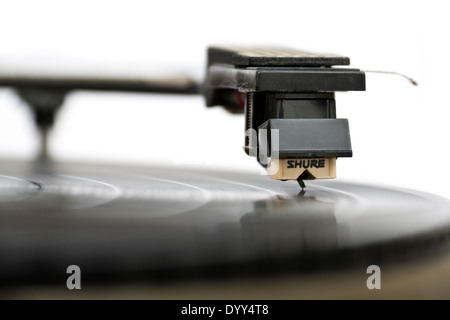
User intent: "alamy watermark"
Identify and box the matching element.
[366,265,381,290]
[66,265,81,290]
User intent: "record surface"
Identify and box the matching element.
[1,161,450,284]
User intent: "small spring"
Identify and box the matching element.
[245,92,254,149]
[246,92,253,131]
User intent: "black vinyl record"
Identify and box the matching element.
[1,161,450,285]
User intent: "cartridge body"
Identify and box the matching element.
[204,47,365,180]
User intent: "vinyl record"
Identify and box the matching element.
[1,161,450,284]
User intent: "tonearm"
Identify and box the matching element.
[0,46,365,186]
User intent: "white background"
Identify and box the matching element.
[0,0,449,198]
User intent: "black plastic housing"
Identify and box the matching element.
[204,46,365,164]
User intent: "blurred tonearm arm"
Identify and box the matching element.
[0,74,201,94]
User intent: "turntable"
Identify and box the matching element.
[1,46,450,300]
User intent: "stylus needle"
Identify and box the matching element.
[297,178,306,190]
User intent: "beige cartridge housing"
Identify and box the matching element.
[268,158,336,180]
